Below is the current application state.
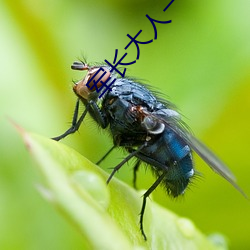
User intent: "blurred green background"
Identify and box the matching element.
[0,0,249,249]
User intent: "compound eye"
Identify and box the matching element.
[86,67,110,91]
[142,116,165,134]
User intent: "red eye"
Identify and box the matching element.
[72,65,112,100]
[87,67,111,92]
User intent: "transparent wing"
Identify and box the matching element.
[171,122,247,198]
[149,109,247,198]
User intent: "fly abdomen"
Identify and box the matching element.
[137,128,194,197]
[165,129,191,161]
[163,129,194,196]
[163,153,193,197]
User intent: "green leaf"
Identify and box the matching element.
[19,128,226,250]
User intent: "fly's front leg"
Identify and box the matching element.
[88,100,107,129]
[52,99,108,141]
[52,99,88,141]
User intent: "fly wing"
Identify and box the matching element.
[150,109,247,198]
[186,133,236,183]
[170,122,247,198]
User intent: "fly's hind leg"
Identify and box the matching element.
[140,172,166,240]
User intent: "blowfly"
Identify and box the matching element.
[52,60,246,240]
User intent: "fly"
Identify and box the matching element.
[52,60,247,240]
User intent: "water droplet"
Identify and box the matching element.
[71,170,110,209]
[177,217,196,238]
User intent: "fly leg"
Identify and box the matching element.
[88,100,107,129]
[140,172,166,240]
[133,160,141,189]
[52,99,107,141]
[52,99,88,141]
[96,145,116,165]
[107,144,146,184]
